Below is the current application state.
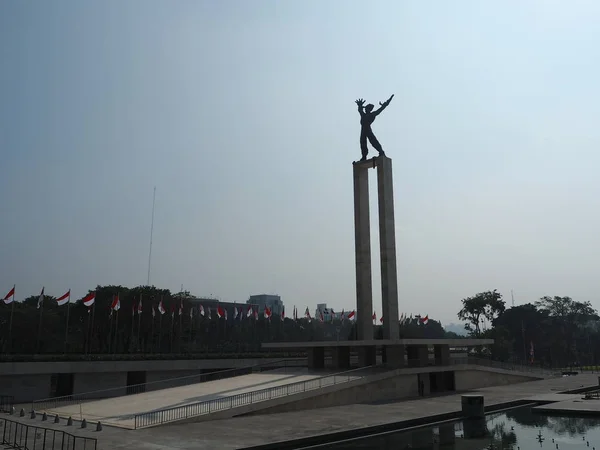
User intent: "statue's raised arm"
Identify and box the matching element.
[374,94,394,116]
[355,98,366,116]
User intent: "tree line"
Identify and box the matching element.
[457,289,599,367]
[0,284,454,357]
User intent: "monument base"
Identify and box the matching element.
[263,338,493,370]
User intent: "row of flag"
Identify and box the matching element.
[1,286,430,325]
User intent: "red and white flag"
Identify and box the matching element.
[305,307,311,320]
[82,292,96,307]
[372,311,376,322]
[189,306,194,319]
[56,289,70,306]
[152,306,156,318]
[347,310,356,320]
[379,316,384,323]
[234,306,239,320]
[319,310,324,322]
[3,286,15,305]
[224,309,228,321]
[254,309,258,320]
[137,298,143,315]
[208,306,212,319]
[264,306,272,320]
[158,299,166,315]
[247,306,253,318]
[199,305,205,316]
[420,315,429,325]
[111,294,120,311]
[37,287,45,309]
[179,300,183,316]
[217,305,225,319]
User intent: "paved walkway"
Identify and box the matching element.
[40,368,361,428]
[13,374,600,450]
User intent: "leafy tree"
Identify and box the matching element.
[458,290,505,337]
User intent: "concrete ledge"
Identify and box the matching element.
[262,339,493,349]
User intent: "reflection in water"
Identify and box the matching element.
[299,407,600,450]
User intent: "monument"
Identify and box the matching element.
[262,96,493,370]
[352,95,398,344]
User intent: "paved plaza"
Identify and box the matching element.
[7,373,599,449]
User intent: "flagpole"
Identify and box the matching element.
[8,285,15,353]
[170,309,174,353]
[36,289,44,354]
[158,297,163,353]
[179,308,182,353]
[113,300,120,355]
[90,302,96,354]
[131,303,135,352]
[188,309,193,353]
[138,295,142,353]
[64,290,71,354]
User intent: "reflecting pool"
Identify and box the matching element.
[299,407,600,450]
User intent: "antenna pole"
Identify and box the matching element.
[147,187,156,286]
[511,290,515,308]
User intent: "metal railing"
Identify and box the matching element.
[0,396,14,414]
[32,358,305,413]
[453,357,556,376]
[134,365,373,429]
[0,416,97,450]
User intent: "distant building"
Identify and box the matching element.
[315,303,343,322]
[247,294,284,317]
[184,297,256,319]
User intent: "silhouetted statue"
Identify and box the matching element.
[355,95,394,161]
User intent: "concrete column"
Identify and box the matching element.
[308,347,325,369]
[353,162,374,341]
[407,345,429,367]
[434,345,451,366]
[331,347,351,369]
[383,345,405,368]
[377,156,399,340]
[357,346,376,367]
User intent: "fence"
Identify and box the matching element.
[0,416,97,450]
[0,396,14,414]
[32,358,305,413]
[134,365,373,429]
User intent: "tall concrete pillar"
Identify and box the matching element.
[353,161,373,341]
[377,156,399,340]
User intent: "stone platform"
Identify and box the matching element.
[37,368,349,429]
[11,373,599,449]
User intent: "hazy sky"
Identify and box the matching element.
[2,1,600,324]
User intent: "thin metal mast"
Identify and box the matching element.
[147,186,156,286]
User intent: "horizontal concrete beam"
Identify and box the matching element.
[0,358,305,376]
[262,339,493,349]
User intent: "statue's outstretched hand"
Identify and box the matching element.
[355,98,365,106]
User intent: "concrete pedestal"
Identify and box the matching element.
[434,344,450,366]
[357,346,376,367]
[331,347,351,369]
[353,156,400,341]
[377,157,400,340]
[353,162,374,341]
[382,345,405,368]
[308,347,325,369]
[461,394,484,418]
